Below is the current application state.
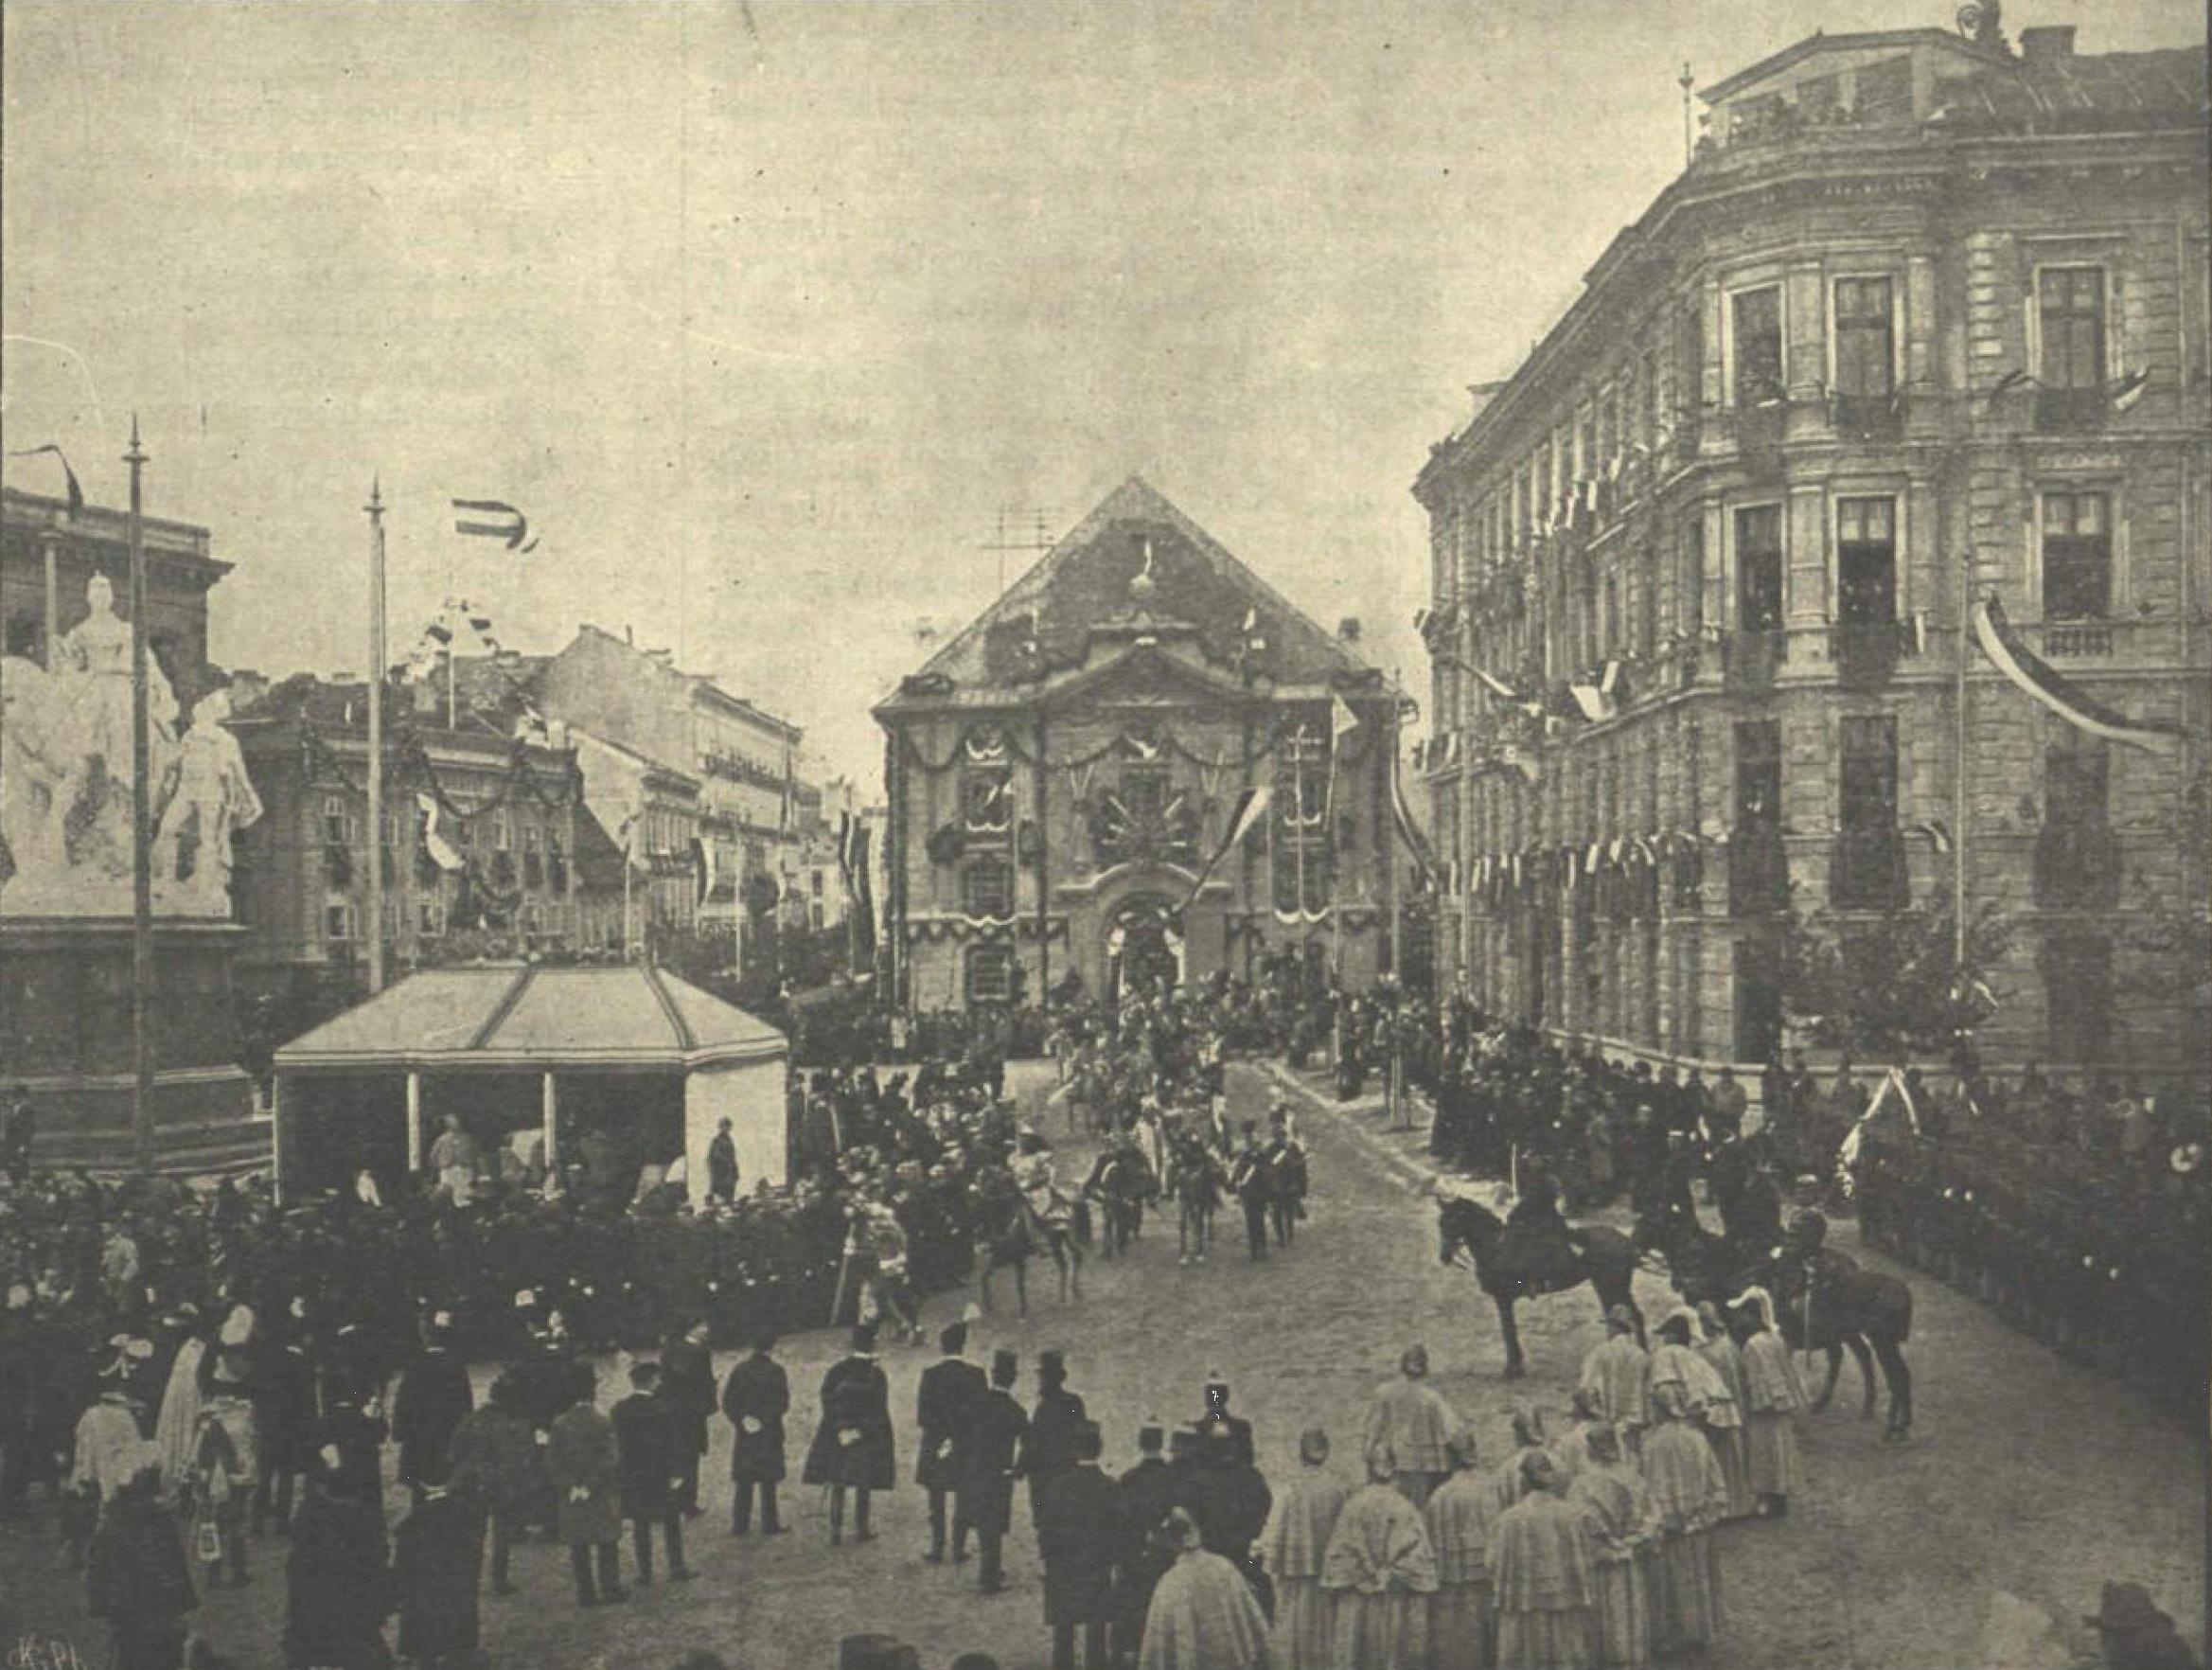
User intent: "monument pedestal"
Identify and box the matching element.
[0,916,267,1175]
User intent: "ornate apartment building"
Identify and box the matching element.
[1415,20,2208,1073]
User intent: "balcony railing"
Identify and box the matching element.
[1830,826,1908,911]
[1724,628,1786,692]
[2034,824,2122,911]
[2041,619,2115,659]
[1832,619,1907,689]
[1728,824,1790,917]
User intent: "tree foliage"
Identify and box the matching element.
[1779,882,2012,1062]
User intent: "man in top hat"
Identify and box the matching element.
[392,1310,473,1494]
[251,1308,317,1537]
[722,1329,789,1537]
[611,1360,695,1585]
[1023,1348,1088,1534]
[1116,1421,1177,1660]
[1227,1123,1276,1262]
[2083,1581,2201,1670]
[395,1460,481,1670]
[804,1324,896,1547]
[661,1316,717,1517]
[961,1349,1028,1594]
[1037,1420,1124,1670]
[549,1361,628,1608]
[918,1313,987,1564]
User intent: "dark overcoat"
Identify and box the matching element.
[283,1488,396,1670]
[955,1387,1028,1537]
[660,1338,716,1457]
[801,1355,894,1491]
[1036,1463,1124,1627]
[611,1392,677,1517]
[445,1403,541,1516]
[547,1404,622,1546]
[391,1347,473,1485]
[394,1490,480,1662]
[721,1353,789,1483]
[914,1357,986,1490]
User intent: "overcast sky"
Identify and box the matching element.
[5,0,2202,788]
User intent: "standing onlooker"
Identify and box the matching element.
[1228,1125,1275,1262]
[661,1317,717,1517]
[1261,1428,1350,1670]
[1577,1307,1650,1460]
[1424,1429,1501,1670]
[611,1360,694,1585]
[1360,1345,1457,1508]
[721,1330,789,1537]
[1730,1288,1805,1519]
[1566,1423,1655,1670]
[917,1318,986,1564]
[392,1312,473,1495]
[190,1359,257,1590]
[1641,1383,1726,1656]
[1116,1422,1177,1659]
[1138,1508,1269,1670]
[284,1444,397,1670]
[1023,1349,1088,1534]
[87,1439,195,1670]
[394,1473,481,1670]
[961,1349,1028,1595]
[252,1312,317,1538]
[549,1363,627,1608]
[447,1369,538,1597]
[707,1117,740,1203]
[1493,1450,1600,1670]
[1037,1420,1123,1670]
[1319,1441,1439,1670]
[803,1324,895,1546]
[1694,1302,1754,1521]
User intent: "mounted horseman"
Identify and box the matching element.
[1434,1171,1644,1379]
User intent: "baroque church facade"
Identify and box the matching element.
[876,477,1412,1012]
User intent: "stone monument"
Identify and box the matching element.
[1,574,267,1172]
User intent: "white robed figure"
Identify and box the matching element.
[153,684,263,909]
[1321,1442,1439,1669]
[1262,1428,1352,1670]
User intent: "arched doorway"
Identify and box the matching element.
[1106,896,1184,1005]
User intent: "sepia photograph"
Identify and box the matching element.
[1,2,2206,1667]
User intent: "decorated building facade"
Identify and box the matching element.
[1414,19,2209,1075]
[876,477,1414,1013]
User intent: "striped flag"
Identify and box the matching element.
[451,498,538,553]
[1972,595,2188,756]
[1182,784,1272,908]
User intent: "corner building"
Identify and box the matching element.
[877,477,1406,1013]
[1415,22,2208,1075]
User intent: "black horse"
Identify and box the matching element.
[972,1171,1084,1317]
[1632,1206,1916,1441]
[1436,1194,1643,1379]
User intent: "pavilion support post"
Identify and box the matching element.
[405,1072,424,1175]
[271,1073,290,1205]
[541,1072,559,1183]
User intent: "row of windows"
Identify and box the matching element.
[323,897,576,941]
[1434,265,2119,601]
[321,795,566,854]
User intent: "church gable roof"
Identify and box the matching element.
[884,477,1377,708]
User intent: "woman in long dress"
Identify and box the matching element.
[1566,1423,1656,1670]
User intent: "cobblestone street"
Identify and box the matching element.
[5,1057,2200,1670]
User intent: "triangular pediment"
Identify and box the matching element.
[1035,640,1253,715]
[880,476,1383,712]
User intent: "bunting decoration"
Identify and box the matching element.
[1182,784,1271,908]
[416,791,464,872]
[1972,594,2188,756]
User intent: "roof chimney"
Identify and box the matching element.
[2017,25,2075,64]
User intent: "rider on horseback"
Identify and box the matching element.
[1499,1159,1584,1292]
[1012,1127,1075,1235]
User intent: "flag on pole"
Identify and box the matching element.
[1912,819,1953,854]
[1183,784,1272,908]
[1389,746,1433,886]
[2108,368,2150,413]
[1972,594,2188,755]
[416,792,464,872]
[5,444,84,516]
[451,498,537,552]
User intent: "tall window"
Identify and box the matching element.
[2042,491,2112,620]
[2038,268,2106,389]
[1732,287,1785,405]
[1839,716,1898,830]
[323,794,352,845]
[1836,497,1898,624]
[1833,278,1895,399]
[1681,517,1706,637]
[965,944,1015,1006]
[1734,720,1781,827]
[325,902,358,943]
[1272,732,1333,914]
[1735,506,1784,631]
[962,858,1013,920]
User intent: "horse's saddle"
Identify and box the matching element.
[1499,1222,1585,1297]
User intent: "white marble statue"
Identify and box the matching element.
[0,573,253,919]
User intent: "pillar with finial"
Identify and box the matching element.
[365,475,387,994]
[125,414,155,1172]
[1679,62,1696,166]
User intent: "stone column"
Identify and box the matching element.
[405,1071,424,1175]
[541,1072,559,1179]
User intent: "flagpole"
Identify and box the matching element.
[1953,543,1970,974]
[365,478,388,995]
[126,417,155,1176]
